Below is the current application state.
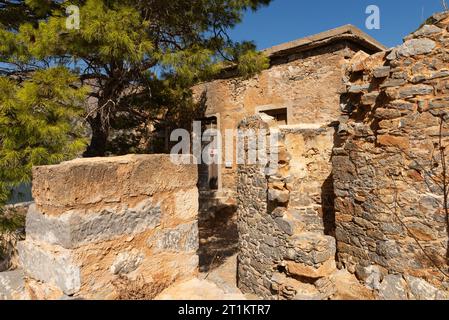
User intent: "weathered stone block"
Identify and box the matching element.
[291,233,336,264]
[268,188,290,203]
[378,274,408,300]
[398,85,434,98]
[355,265,382,290]
[406,221,437,241]
[404,275,443,300]
[429,96,449,109]
[377,135,410,149]
[380,78,407,88]
[15,154,200,299]
[373,66,391,78]
[350,51,370,72]
[394,39,436,58]
[274,217,294,236]
[361,92,379,105]
[26,202,162,249]
[374,108,402,120]
[429,70,449,80]
[32,155,197,215]
[174,189,199,220]
[286,259,336,279]
[0,270,27,300]
[110,249,144,275]
[148,221,199,253]
[18,241,81,296]
[413,25,442,37]
[348,84,370,93]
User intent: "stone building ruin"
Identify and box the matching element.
[2,13,449,300]
[193,25,386,213]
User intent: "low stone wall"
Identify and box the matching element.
[237,116,337,300]
[334,12,449,297]
[17,154,199,299]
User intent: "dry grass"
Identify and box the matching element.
[112,272,175,300]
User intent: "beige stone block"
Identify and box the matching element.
[32,154,197,215]
[174,188,199,221]
[155,278,246,300]
[350,51,370,72]
[377,135,410,150]
[286,259,336,279]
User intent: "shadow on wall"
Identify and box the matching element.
[198,203,239,273]
[321,173,336,238]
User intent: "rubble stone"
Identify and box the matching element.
[0,270,27,300]
[334,13,449,294]
[395,38,436,58]
[378,275,408,300]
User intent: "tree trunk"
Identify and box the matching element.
[84,113,109,157]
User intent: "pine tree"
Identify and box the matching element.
[0,67,88,203]
[1,0,271,158]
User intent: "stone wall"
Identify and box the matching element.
[334,12,449,297]
[16,154,199,299]
[193,42,365,198]
[237,115,338,300]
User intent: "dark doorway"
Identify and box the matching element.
[197,116,219,191]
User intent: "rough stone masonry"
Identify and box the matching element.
[334,12,449,299]
[237,115,338,300]
[9,154,199,299]
[236,12,449,300]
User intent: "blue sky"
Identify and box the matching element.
[229,0,445,49]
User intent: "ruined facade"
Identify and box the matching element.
[2,15,449,300]
[234,13,449,300]
[193,25,386,211]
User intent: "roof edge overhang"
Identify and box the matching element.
[196,25,386,81]
[263,24,387,58]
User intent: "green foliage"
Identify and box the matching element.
[0,208,25,235]
[0,67,88,203]
[0,206,26,261]
[0,0,272,159]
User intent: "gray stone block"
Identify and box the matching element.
[398,85,434,98]
[373,66,391,78]
[110,249,144,275]
[413,25,442,37]
[379,78,407,88]
[378,274,407,300]
[404,275,442,300]
[396,38,436,57]
[274,217,294,236]
[348,84,370,93]
[0,269,25,300]
[355,265,382,290]
[26,201,161,249]
[18,241,81,295]
[149,221,199,253]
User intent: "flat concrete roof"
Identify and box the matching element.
[263,24,387,58]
